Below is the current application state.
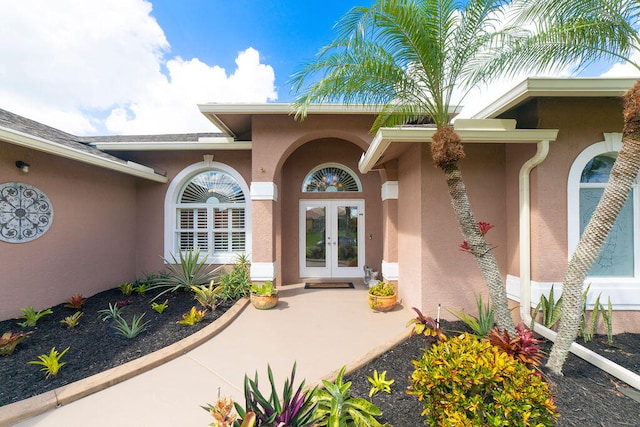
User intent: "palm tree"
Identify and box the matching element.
[502,0,640,375]
[290,0,524,334]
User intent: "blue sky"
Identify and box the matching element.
[0,1,636,136]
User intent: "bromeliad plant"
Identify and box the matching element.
[28,346,70,378]
[151,299,169,314]
[487,323,544,368]
[448,294,495,338]
[231,363,318,427]
[118,282,134,296]
[0,331,32,355]
[192,281,224,310]
[17,306,53,327]
[367,370,394,398]
[60,312,83,329]
[409,333,558,426]
[178,306,207,326]
[64,294,86,310]
[312,365,384,427]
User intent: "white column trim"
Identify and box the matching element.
[251,262,277,281]
[251,182,278,201]
[382,260,399,281]
[381,181,398,201]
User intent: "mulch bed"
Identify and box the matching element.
[0,287,235,407]
[2,292,640,426]
[346,320,640,426]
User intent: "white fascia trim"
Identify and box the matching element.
[381,181,398,201]
[358,124,558,173]
[382,261,399,281]
[251,262,277,281]
[507,274,640,310]
[91,139,251,151]
[473,77,637,119]
[251,182,278,201]
[0,127,167,183]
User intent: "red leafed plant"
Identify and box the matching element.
[486,323,544,367]
[64,294,86,310]
[406,307,447,342]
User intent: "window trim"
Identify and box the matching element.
[164,159,251,264]
[567,133,640,309]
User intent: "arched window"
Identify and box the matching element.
[567,134,640,309]
[165,159,250,264]
[302,163,362,192]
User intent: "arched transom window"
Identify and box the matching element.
[302,163,362,192]
[165,160,250,264]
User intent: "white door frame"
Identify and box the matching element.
[299,199,365,279]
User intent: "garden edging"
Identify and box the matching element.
[0,298,250,427]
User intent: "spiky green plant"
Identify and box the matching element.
[448,294,495,338]
[367,370,394,398]
[112,313,150,339]
[17,306,53,327]
[60,312,83,329]
[28,347,69,378]
[531,284,563,330]
[150,248,221,301]
[192,281,224,310]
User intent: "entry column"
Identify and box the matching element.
[250,182,278,282]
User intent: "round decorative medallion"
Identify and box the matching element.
[0,182,54,243]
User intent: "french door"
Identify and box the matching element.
[299,200,364,278]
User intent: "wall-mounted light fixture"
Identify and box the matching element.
[15,161,30,173]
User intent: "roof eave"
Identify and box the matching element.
[0,127,168,183]
[473,77,638,119]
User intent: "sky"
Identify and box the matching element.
[0,0,638,136]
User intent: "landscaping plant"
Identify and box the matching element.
[64,294,86,310]
[409,333,558,426]
[219,254,252,301]
[151,299,169,314]
[229,362,318,427]
[98,303,125,322]
[448,294,495,338]
[118,282,134,295]
[487,323,544,368]
[312,365,384,427]
[192,280,224,310]
[249,281,277,296]
[178,306,207,326]
[367,370,394,398]
[17,306,53,327]
[28,346,70,378]
[150,248,221,301]
[0,331,32,355]
[60,312,83,329]
[406,307,446,343]
[112,313,150,339]
[531,284,563,330]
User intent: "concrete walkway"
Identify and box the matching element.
[2,283,411,427]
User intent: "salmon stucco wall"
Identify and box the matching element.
[397,142,509,320]
[0,143,138,321]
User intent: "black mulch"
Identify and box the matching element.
[0,287,235,407]
[2,293,640,426]
[346,320,640,426]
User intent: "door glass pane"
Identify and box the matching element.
[337,205,358,267]
[306,206,326,268]
[580,188,634,276]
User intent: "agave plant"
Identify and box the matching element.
[149,248,221,301]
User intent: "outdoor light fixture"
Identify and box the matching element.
[15,161,30,173]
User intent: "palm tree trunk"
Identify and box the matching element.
[443,163,515,335]
[547,81,640,375]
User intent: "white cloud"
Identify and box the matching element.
[0,0,277,135]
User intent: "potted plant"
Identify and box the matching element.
[368,281,397,312]
[250,281,279,310]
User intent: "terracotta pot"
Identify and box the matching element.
[250,292,279,310]
[368,293,397,312]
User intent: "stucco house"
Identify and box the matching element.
[1,77,639,333]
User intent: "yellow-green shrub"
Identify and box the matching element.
[408,333,558,426]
